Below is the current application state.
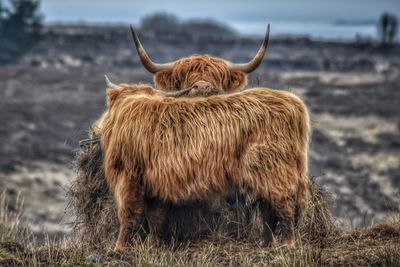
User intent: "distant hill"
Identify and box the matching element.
[140,13,237,38]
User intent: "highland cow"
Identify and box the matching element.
[130,25,270,96]
[101,83,311,250]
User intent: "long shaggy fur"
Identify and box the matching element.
[154,55,247,93]
[70,142,335,248]
[100,84,311,249]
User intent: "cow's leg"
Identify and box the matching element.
[114,175,144,251]
[258,198,278,246]
[259,180,297,247]
[240,144,298,247]
[271,175,309,247]
[276,204,296,246]
[258,194,296,247]
[144,198,168,247]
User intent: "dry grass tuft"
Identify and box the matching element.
[68,141,337,248]
[0,192,31,245]
[68,143,118,248]
[1,185,400,266]
[63,140,400,266]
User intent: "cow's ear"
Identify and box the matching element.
[107,88,120,105]
[154,71,174,90]
[228,70,247,92]
[105,75,122,105]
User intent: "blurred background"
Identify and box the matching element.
[42,0,399,40]
[0,0,399,241]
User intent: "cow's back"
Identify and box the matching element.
[102,88,310,203]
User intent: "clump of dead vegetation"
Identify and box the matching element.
[0,142,399,266]
[64,140,400,266]
[68,140,338,247]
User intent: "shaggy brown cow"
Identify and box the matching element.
[130,25,270,95]
[101,83,311,250]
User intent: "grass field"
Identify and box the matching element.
[1,186,399,266]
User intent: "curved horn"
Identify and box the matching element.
[158,87,194,97]
[230,24,270,73]
[130,25,174,73]
[105,75,120,89]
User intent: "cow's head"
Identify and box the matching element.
[130,25,270,96]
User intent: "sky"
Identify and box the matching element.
[38,0,400,39]
[39,0,399,22]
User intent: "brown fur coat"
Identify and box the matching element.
[100,84,311,249]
